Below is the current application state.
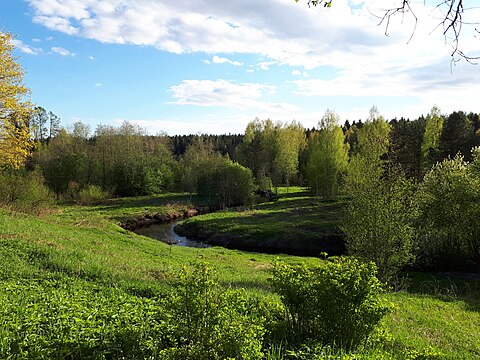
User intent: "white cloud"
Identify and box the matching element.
[292,69,309,77]
[27,0,480,71]
[212,55,243,66]
[11,39,41,55]
[51,46,72,56]
[88,55,95,60]
[94,82,102,87]
[169,79,299,113]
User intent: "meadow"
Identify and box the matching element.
[0,190,479,359]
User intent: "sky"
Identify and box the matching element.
[1,0,480,135]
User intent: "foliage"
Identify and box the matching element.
[197,159,255,208]
[271,258,389,348]
[237,118,278,180]
[0,32,32,170]
[273,121,306,186]
[420,106,443,174]
[305,110,348,198]
[33,121,176,197]
[0,280,166,359]
[237,119,305,186]
[344,164,416,281]
[415,154,480,271]
[0,167,53,212]
[344,108,416,281]
[0,192,480,358]
[161,262,266,360]
[180,140,255,207]
[439,111,478,160]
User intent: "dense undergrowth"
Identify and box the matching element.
[0,191,479,359]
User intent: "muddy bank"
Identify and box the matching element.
[175,222,345,257]
[120,207,209,231]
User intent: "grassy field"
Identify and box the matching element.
[176,187,346,256]
[0,190,479,358]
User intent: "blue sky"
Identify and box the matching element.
[2,0,480,135]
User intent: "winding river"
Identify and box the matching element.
[134,220,210,248]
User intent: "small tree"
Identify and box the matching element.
[305,110,348,198]
[343,107,416,281]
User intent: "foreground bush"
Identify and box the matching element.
[271,258,389,349]
[161,262,266,360]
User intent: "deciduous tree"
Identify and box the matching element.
[0,32,32,169]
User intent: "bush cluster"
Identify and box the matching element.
[271,257,389,348]
[0,168,53,213]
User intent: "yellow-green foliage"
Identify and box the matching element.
[0,32,32,170]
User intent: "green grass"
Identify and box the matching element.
[0,190,479,358]
[177,187,345,253]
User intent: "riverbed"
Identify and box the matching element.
[134,220,210,248]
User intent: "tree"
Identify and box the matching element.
[30,106,48,142]
[237,118,278,180]
[305,110,348,198]
[0,32,32,169]
[343,107,415,281]
[48,111,61,138]
[273,121,306,187]
[421,106,444,174]
[439,111,476,160]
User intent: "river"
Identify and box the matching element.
[134,220,210,248]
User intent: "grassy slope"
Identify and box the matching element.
[177,187,345,250]
[0,191,479,358]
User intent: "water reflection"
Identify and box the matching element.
[134,221,210,248]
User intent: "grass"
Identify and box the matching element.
[0,189,479,358]
[177,187,346,255]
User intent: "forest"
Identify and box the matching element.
[1,31,480,359]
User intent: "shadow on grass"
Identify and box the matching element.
[403,272,480,312]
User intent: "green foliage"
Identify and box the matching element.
[415,154,480,271]
[271,258,389,349]
[344,165,416,281]
[238,119,305,186]
[197,160,255,208]
[0,280,166,359]
[439,111,477,160]
[161,262,266,360]
[421,106,443,174]
[0,168,53,212]
[344,109,416,281]
[77,185,109,204]
[305,110,348,198]
[257,174,273,193]
[273,121,306,186]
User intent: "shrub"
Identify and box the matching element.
[77,185,109,204]
[197,159,255,208]
[415,154,480,271]
[0,168,53,212]
[161,262,266,360]
[271,258,389,349]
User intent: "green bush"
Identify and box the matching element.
[415,154,480,271]
[271,258,389,349]
[0,168,53,213]
[197,159,255,208]
[161,262,266,360]
[77,185,109,204]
